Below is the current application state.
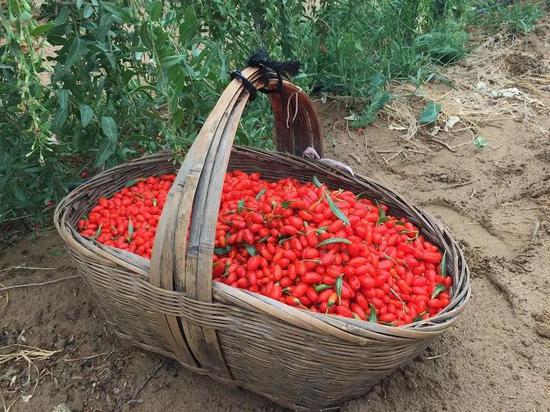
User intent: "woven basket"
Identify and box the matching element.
[54,67,470,411]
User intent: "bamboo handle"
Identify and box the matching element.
[149,67,323,376]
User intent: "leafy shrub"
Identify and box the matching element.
[0,0,491,233]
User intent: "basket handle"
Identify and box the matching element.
[149,67,323,376]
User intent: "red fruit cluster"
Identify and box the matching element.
[79,171,452,326]
[79,175,174,259]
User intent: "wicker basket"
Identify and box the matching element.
[54,67,470,411]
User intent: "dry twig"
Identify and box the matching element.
[0,276,79,293]
[124,361,163,407]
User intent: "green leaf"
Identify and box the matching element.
[413,311,427,322]
[474,135,487,149]
[0,63,14,70]
[369,304,377,322]
[96,139,116,166]
[350,91,390,128]
[127,219,133,240]
[97,14,115,40]
[237,199,245,213]
[124,178,142,188]
[244,244,256,256]
[14,187,27,202]
[223,261,230,277]
[83,5,94,18]
[369,72,386,91]
[101,116,118,142]
[315,226,328,234]
[101,3,134,23]
[92,224,102,240]
[58,89,69,111]
[162,55,185,68]
[376,202,388,225]
[30,23,55,36]
[312,176,322,188]
[148,0,163,21]
[335,275,343,305]
[214,246,231,256]
[419,101,441,125]
[79,104,94,127]
[431,284,446,299]
[325,193,350,226]
[440,250,447,277]
[139,21,154,49]
[52,108,68,131]
[255,188,266,201]
[179,6,199,45]
[278,235,292,245]
[281,200,292,209]
[64,37,84,72]
[314,284,331,293]
[316,237,351,248]
[20,10,32,20]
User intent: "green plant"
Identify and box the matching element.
[1,0,514,237]
[472,1,545,33]
[0,0,273,231]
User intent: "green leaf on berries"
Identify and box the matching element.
[336,275,343,305]
[244,243,256,256]
[431,283,446,299]
[325,192,350,226]
[255,188,266,201]
[214,246,231,256]
[395,221,406,226]
[278,235,292,245]
[369,304,377,322]
[222,261,230,277]
[375,202,388,225]
[440,250,447,276]
[124,178,141,188]
[312,175,322,188]
[281,200,292,209]
[316,237,351,248]
[92,224,102,240]
[315,226,328,234]
[314,283,331,292]
[257,235,269,243]
[413,311,427,322]
[237,199,245,213]
[127,219,134,240]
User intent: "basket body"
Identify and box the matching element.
[55,69,470,411]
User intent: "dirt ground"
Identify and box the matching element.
[2,21,550,412]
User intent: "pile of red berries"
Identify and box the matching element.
[79,171,452,326]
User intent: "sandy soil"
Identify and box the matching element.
[2,20,550,412]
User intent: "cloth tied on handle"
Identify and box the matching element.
[231,49,300,100]
[302,147,354,176]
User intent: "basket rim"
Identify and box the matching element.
[54,147,471,343]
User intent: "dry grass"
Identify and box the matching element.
[381,33,550,143]
[0,345,60,412]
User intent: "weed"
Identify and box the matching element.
[472,1,545,34]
